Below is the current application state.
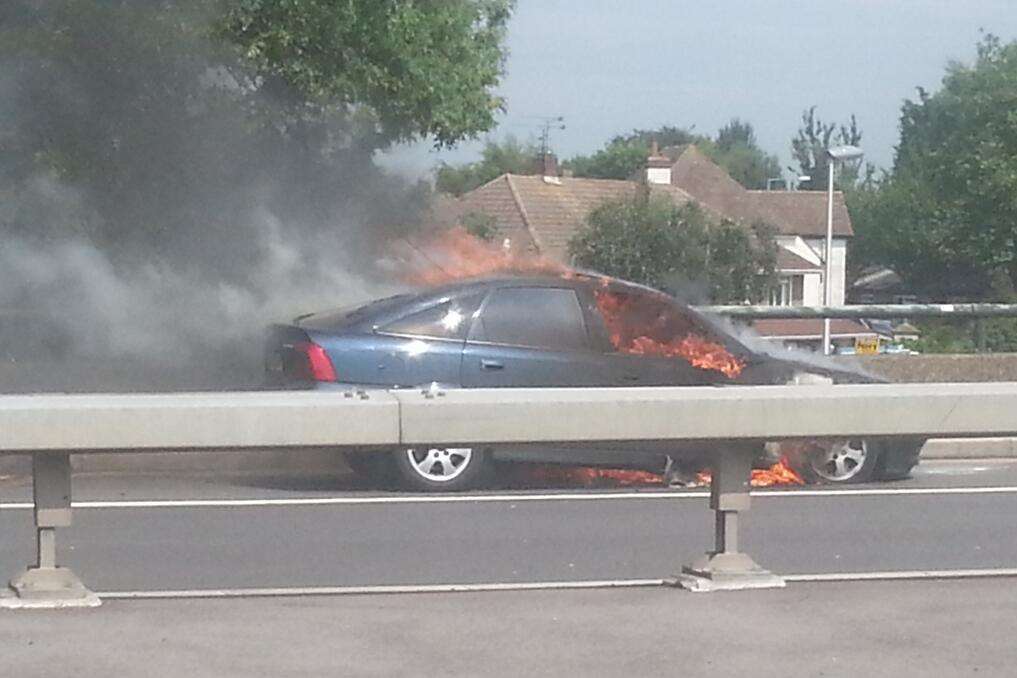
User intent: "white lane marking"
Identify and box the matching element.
[100,579,665,599]
[6,485,1017,510]
[98,568,1017,599]
[785,568,1017,582]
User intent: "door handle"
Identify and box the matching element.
[480,359,505,370]
[622,374,640,382]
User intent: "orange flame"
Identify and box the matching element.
[399,227,567,286]
[521,455,803,488]
[399,229,743,377]
[593,289,744,378]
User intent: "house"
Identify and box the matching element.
[450,145,876,351]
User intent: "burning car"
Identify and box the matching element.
[266,273,923,491]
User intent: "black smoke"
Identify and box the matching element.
[0,1,429,391]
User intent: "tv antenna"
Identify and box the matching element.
[537,116,566,155]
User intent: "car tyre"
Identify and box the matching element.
[344,450,396,486]
[799,438,880,484]
[393,446,492,492]
[873,438,924,481]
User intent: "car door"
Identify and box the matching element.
[370,293,485,387]
[460,285,610,387]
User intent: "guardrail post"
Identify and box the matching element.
[2,453,100,609]
[670,445,785,592]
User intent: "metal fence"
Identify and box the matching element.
[696,303,1017,320]
[3,382,1017,607]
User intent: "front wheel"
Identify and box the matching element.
[800,438,879,484]
[393,446,492,492]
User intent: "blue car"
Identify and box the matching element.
[266,274,923,491]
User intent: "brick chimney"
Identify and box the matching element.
[644,140,672,185]
[533,152,559,178]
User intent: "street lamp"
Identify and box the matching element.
[822,145,864,355]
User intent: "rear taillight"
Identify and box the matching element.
[293,341,337,382]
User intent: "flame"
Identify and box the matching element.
[399,227,567,285]
[522,465,666,487]
[520,455,803,488]
[593,289,744,378]
[697,457,805,487]
[397,229,744,378]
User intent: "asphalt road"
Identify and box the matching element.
[2,459,1017,592]
[4,581,1015,678]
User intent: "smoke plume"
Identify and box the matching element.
[0,2,422,391]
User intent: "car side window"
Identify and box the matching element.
[593,290,711,351]
[380,293,485,341]
[470,287,588,351]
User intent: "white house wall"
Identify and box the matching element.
[802,237,848,305]
[773,236,848,306]
[802,272,823,305]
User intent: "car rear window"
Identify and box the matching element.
[470,287,588,351]
[380,292,486,340]
[298,293,414,330]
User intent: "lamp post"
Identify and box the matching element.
[822,145,864,355]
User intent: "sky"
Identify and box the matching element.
[383,0,1017,181]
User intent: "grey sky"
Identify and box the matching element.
[385,1,1017,179]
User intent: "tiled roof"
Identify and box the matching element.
[667,145,854,237]
[456,174,696,261]
[775,248,820,271]
[668,146,761,224]
[751,318,875,339]
[449,145,855,262]
[453,175,539,253]
[748,190,854,238]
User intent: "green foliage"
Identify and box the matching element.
[569,194,778,303]
[0,0,433,262]
[849,35,1017,297]
[982,318,1017,352]
[565,125,702,180]
[434,136,539,195]
[566,120,781,189]
[220,0,514,148]
[902,317,1017,354]
[461,211,497,241]
[904,321,976,354]
[790,107,863,190]
[703,119,782,190]
[566,142,653,180]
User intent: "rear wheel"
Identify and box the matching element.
[393,446,491,492]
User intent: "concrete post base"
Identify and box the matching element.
[667,445,785,592]
[2,567,101,609]
[668,552,786,592]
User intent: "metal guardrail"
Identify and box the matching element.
[696,303,1017,319]
[3,383,1017,607]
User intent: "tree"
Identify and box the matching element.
[566,121,781,189]
[566,125,702,180]
[568,194,778,303]
[790,107,863,190]
[849,35,1017,298]
[707,119,782,189]
[220,0,514,148]
[434,136,539,195]
[566,142,653,180]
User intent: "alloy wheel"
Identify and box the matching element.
[405,447,473,482]
[809,439,868,482]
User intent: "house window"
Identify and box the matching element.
[770,276,804,306]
